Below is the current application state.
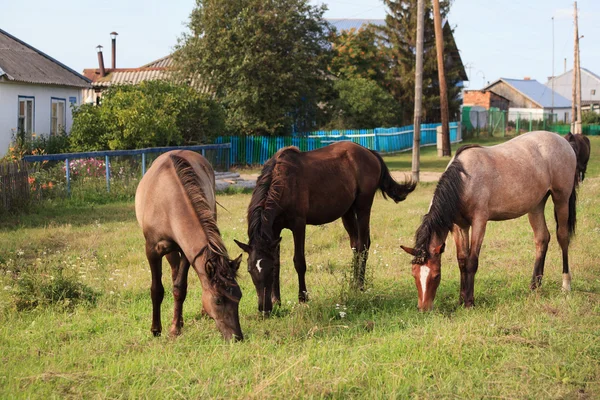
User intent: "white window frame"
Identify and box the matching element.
[51,97,66,136]
[17,96,35,138]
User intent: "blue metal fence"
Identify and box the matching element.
[218,122,460,165]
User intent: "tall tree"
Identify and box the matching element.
[432,0,451,157]
[173,0,332,136]
[379,0,463,125]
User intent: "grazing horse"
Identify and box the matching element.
[401,131,578,311]
[566,132,591,182]
[135,150,243,340]
[235,141,416,313]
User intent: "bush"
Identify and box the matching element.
[326,78,402,130]
[582,110,600,125]
[70,81,227,151]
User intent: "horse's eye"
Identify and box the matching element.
[215,297,223,306]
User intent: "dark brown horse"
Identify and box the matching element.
[135,150,243,340]
[566,132,591,182]
[401,131,578,311]
[235,141,416,313]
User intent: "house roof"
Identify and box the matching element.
[485,78,571,108]
[83,67,171,87]
[547,67,600,85]
[0,28,91,88]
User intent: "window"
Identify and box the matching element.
[17,96,34,137]
[51,98,66,136]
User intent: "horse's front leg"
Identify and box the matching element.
[292,223,309,302]
[452,224,470,305]
[146,244,164,337]
[271,243,282,306]
[463,218,487,308]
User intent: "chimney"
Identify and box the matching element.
[110,32,118,69]
[523,76,531,80]
[564,58,567,73]
[96,45,106,77]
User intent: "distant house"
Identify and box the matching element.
[483,78,571,123]
[463,90,509,112]
[546,68,600,113]
[0,28,91,155]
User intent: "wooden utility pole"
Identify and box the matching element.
[571,1,579,133]
[412,0,425,182]
[432,0,451,157]
[576,26,583,134]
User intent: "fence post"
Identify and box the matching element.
[142,153,146,177]
[529,113,532,132]
[105,156,110,193]
[65,158,70,196]
[516,112,520,134]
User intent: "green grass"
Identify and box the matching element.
[0,136,599,398]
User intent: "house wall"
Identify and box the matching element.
[463,90,509,111]
[549,70,600,103]
[0,81,81,155]
[488,82,541,109]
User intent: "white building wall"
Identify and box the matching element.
[548,70,600,103]
[0,81,81,155]
[508,107,571,123]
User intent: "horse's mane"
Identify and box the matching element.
[170,154,239,300]
[413,145,477,260]
[247,147,300,246]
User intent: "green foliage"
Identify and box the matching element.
[173,0,332,135]
[378,0,463,124]
[581,110,600,125]
[329,25,388,84]
[327,78,401,129]
[70,81,226,151]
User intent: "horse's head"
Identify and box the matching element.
[202,254,244,341]
[235,237,281,314]
[401,243,445,311]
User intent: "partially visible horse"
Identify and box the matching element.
[235,141,416,313]
[135,150,243,340]
[566,132,591,182]
[401,131,578,311]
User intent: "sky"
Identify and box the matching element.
[1,0,599,90]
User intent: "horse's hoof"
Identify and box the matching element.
[152,330,161,337]
[299,291,309,302]
[169,326,182,337]
[562,273,572,291]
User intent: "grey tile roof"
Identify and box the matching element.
[0,28,91,88]
[487,78,571,108]
[141,55,173,68]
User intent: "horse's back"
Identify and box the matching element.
[135,150,215,234]
[456,131,576,220]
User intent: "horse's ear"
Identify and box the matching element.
[400,245,417,256]
[433,243,446,255]
[231,254,243,271]
[234,239,251,253]
[205,260,215,279]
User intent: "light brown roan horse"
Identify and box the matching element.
[401,131,578,311]
[235,141,416,313]
[135,150,243,340]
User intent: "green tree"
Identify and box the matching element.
[173,0,332,136]
[70,81,225,151]
[329,26,388,85]
[581,110,600,125]
[378,0,462,124]
[327,78,401,129]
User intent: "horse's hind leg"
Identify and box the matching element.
[452,224,470,305]
[353,201,373,290]
[146,244,164,337]
[553,197,572,291]
[342,209,363,288]
[527,202,550,289]
[166,251,190,336]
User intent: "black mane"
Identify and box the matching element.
[413,146,476,259]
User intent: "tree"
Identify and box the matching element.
[378,0,462,125]
[329,26,388,85]
[173,0,332,136]
[327,78,401,129]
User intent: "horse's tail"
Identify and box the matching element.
[370,150,416,203]
[568,173,577,238]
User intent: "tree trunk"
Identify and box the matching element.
[412,0,425,182]
[432,0,451,157]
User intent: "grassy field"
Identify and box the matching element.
[0,136,599,398]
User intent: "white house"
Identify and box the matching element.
[546,68,600,113]
[0,28,91,156]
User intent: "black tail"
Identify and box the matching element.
[568,175,577,238]
[370,150,416,203]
